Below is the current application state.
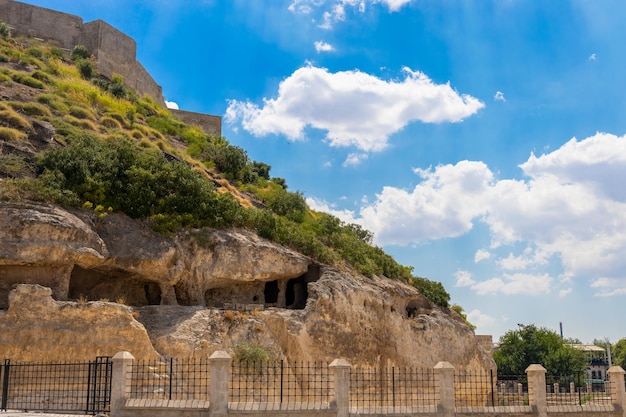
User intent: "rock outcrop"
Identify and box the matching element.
[0,201,495,372]
[0,284,158,361]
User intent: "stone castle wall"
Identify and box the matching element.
[0,0,221,135]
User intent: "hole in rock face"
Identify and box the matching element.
[69,265,161,306]
[264,280,279,304]
[406,300,419,318]
[285,264,321,310]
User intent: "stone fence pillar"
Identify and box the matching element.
[607,366,626,417]
[110,351,134,417]
[526,364,547,417]
[434,361,455,417]
[329,359,351,417]
[209,351,232,417]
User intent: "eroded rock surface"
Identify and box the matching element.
[0,201,495,372]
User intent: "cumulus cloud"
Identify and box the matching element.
[165,100,179,110]
[225,66,483,153]
[589,53,597,61]
[474,249,491,263]
[314,41,335,52]
[466,309,496,328]
[494,91,505,102]
[310,132,626,297]
[455,270,475,287]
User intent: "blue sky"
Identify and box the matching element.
[17,0,626,344]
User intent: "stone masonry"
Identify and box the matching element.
[0,0,221,136]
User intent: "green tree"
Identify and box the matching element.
[494,324,586,376]
[612,338,626,369]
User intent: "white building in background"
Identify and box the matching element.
[572,344,609,381]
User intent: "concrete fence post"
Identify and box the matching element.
[434,361,455,417]
[607,366,626,417]
[329,359,351,417]
[526,364,547,417]
[110,351,134,417]
[209,351,232,417]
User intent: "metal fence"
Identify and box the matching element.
[129,357,210,401]
[229,360,332,410]
[545,374,613,410]
[349,366,438,412]
[455,370,529,412]
[0,357,111,415]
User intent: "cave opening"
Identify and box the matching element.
[264,280,279,304]
[69,265,161,306]
[285,264,321,310]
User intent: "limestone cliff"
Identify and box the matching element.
[0,201,494,371]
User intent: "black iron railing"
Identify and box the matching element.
[0,357,111,414]
[350,366,438,409]
[129,357,210,401]
[455,370,528,411]
[229,360,332,408]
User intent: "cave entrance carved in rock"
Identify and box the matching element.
[69,265,161,306]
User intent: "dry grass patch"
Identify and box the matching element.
[0,126,28,142]
[0,108,32,130]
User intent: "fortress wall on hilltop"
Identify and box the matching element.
[172,109,222,137]
[0,0,221,135]
[0,1,165,107]
[0,0,83,49]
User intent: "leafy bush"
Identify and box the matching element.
[410,277,450,308]
[0,22,10,39]
[26,47,44,59]
[266,189,307,222]
[70,45,90,61]
[76,59,95,80]
[233,342,274,364]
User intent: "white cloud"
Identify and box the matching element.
[494,91,506,102]
[314,41,335,52]
[466,309,496,328]
[455,270,475,287]
[306,197,358,224]
[358,161,492,245]
[590,277,626,297]
[308,132,626,297]
[470,273,552,296]
[165,100,179,110]
[226,66,483,153]
[289,0,411,28]
[474,249,491,263]
[343,152,368,166]
[589,53,597,61]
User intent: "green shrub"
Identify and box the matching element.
[50,47,64,58]
[26,47,44,59]
[0,22,10,40]
[233,342,274,364]
[76,59,95,80]
[410,277,450,308]
[70,45,90,61]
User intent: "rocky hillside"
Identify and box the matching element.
[0,23,495,371]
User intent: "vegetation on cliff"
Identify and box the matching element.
[0,32,451,307]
